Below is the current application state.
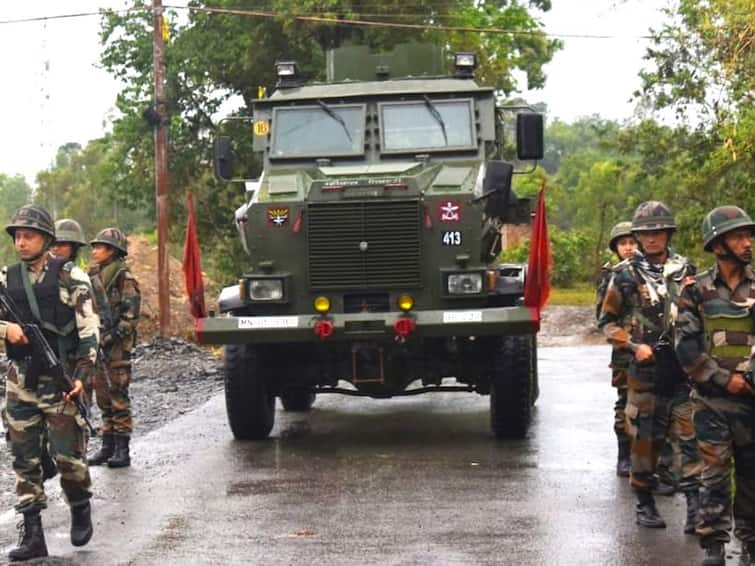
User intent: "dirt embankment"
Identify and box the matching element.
[125,235,214,341]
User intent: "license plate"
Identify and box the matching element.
[442,310,482,323]
[237,316,299,329]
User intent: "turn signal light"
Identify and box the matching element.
[314,296,331,313]
[397,294,414,312]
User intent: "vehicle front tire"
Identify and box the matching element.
[224,344,275,440]
[490,335,536,439]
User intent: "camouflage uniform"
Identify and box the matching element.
[598,201,702,531]
[595,221,634,476]
[674,206,755,563]
[88,228,140,468]
[0,259,98,514]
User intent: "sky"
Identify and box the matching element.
[0,0,666,186]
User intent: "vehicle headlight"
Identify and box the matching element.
[447,273,483,295]
[248,279,284,301]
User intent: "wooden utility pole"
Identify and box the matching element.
[152,0,170,335]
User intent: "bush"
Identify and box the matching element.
[500,228,591,287]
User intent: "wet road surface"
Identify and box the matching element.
[0,346,739,564]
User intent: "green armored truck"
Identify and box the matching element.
[197,44,545,440]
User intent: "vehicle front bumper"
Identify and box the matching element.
[195,306,540,345]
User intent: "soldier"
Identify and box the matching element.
[0,205,97,561]
[86,228,140,468]
[20,218,92,486]
[675,206,755,566]
[50,218,87,265]
[51,220,113,400]
[599,200,701,532]
[595,221,637,477]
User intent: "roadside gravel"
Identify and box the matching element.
[0,337,223,515]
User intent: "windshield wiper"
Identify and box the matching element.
[317,100,353,143]
[423,95,448,146]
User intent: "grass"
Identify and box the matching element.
[549,284,596,306]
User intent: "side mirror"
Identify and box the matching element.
[516,113,544,161]
[483,161,514,219]
[213,136,234,181]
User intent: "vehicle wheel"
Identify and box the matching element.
[224,344,275,440]
[490,334,536,439]
[281,389,316,412]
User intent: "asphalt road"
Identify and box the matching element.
[0,345,740,565]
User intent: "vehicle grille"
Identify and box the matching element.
[307,200,422,289]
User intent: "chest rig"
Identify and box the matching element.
[4,258,78,364]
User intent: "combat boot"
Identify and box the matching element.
[700,541,725,566]
[616,438,631,477]
[635,490,666,528]
[87,433,114,466]
[8,511,48,562]
[40,444,57,482]
[108,435,130,468]
[70,501,93,547]
[684,489,701,534]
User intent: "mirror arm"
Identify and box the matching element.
[514,161,538,175]
[469,190,497,204]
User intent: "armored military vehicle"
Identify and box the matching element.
[197,43,545,440]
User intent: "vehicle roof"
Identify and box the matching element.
[264,78,494,103]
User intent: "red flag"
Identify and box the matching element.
[183,192,207,319]
[523,178,551,317]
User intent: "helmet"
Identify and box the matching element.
[54,218,87,246]
[631,201,676,232]
[5,205,55,239]
[609,221,634,253]
[702,205,755,252]
[90,227,128,256]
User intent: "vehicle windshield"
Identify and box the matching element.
[381,99,475,152]
[270,104,365,158]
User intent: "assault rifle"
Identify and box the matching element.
[96,302,130,388]
[0,286,97,436]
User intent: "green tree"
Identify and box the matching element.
[96,0,561,281]
[35,140,152,240]
[636,0,754,225]
[0,174,33,266]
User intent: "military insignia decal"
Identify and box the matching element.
[267,207,290,227]
[439,200,461,222]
